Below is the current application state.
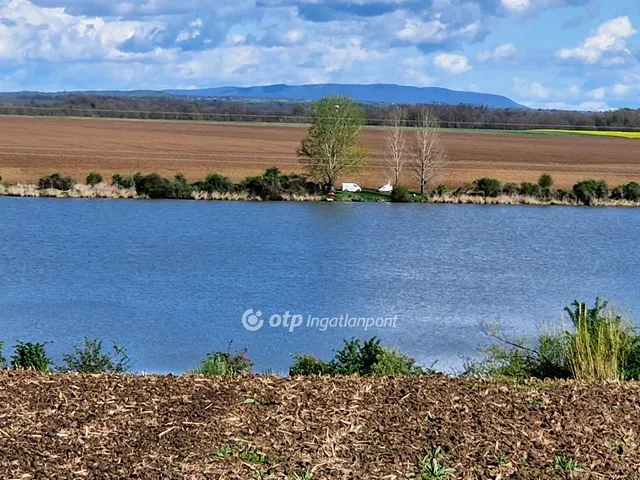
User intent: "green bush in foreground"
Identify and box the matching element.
[11,342,53,372]
[193,345,253,375]
[390,185,413,203]
[289,355,333,376]
[466,298,639,381]
[0,342,6,369]
[60,337,131,373]
[290,337,431,377]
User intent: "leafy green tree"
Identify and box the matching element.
[538,173,553,189]
[297,96,366,193]
[85,172,103,186]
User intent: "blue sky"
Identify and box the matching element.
[0,0,638,110]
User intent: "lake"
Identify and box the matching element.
[1,197,638,374]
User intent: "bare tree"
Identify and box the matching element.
[383,106,406,186]
[409,106,447,195]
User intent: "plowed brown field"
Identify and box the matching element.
[0,116,638,188]
[1,372,639,479]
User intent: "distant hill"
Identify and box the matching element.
[164,83,524,109]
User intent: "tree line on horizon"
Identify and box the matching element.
[2,92,640,130]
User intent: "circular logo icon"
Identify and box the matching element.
[242,309,264,331]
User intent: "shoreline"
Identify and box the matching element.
[2,182,640,208]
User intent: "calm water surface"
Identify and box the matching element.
[1,197,638,373]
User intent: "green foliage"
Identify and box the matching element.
[11,342,53,372]
[467,299,635,381]
[330,338,429,376]
[0,342,6,369]
[297,95,366,191]
[416,447,456,479]
[464,332,571,381]
[519,182,541,197]
[390,184,413,203]
[573,179,608,205]
[111,174,135,189]
[370,347,428,376]
[171,173,193,199]
[612,181,640,201]
[501,182,519,196]
[194,173,234,194]
[60,338,130,373]
[555,188,576,202]
[37,173,76,190]
[240,168,316,200]
[85,172,103,186]
[624,181,640,201]
[289,355,333,376]
[454,182,475,195]
[193,344,253,375]
[566,298,633,380]
[474,178,502,197]
[538,173,554,189]
[434,184,449,196]
[622,337,640,380]
[134,173,176,199]
[210,445,233,458]
[289,338,430,377]
[553,456,583,472]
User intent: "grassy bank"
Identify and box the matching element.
[1,372,639,478]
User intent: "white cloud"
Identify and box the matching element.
[394,16,481,46]
[502,0,530,13]
[556,16,637,64]
[522,100,611,112]
[586,87,605,100]
[611,84,630,97]
[282,29,305,45]
[477,43,516,62]
[0,0,170,63]
[433,53,471,74]
[513,78,550,99]
[400,56,435,86]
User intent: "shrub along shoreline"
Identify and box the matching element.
[1,170,640,207]
[4,298,640,382]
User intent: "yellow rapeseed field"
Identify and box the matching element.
[531,129,640,139]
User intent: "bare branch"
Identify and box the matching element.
[407,106,448,195]
[383,106,406,186]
